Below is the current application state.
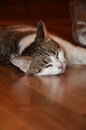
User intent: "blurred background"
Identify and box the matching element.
[0,0,72,40]
[0,0,69,21]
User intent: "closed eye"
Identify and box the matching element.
[45,64,53,68]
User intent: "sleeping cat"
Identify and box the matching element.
[0,21,86,76]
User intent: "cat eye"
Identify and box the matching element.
[45,64,53,68]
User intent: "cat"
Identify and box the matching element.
[0,21,86,76]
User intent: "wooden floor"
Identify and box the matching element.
[0,1,86,130]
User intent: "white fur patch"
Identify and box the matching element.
[19,33,36,55]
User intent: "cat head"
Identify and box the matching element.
[11,21,67,76]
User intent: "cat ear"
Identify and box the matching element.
[10,56,33,73]
[35,21,47,44]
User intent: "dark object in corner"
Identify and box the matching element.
[69,0,86,47]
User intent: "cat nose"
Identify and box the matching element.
[58,62,63,69]
[58,60,66,69]
[58,64,63,69]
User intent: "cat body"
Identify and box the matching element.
[0,25,36,63]
[0,22,86,76]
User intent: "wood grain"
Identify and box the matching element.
[0,1,86,130]
[0,65,86,130]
